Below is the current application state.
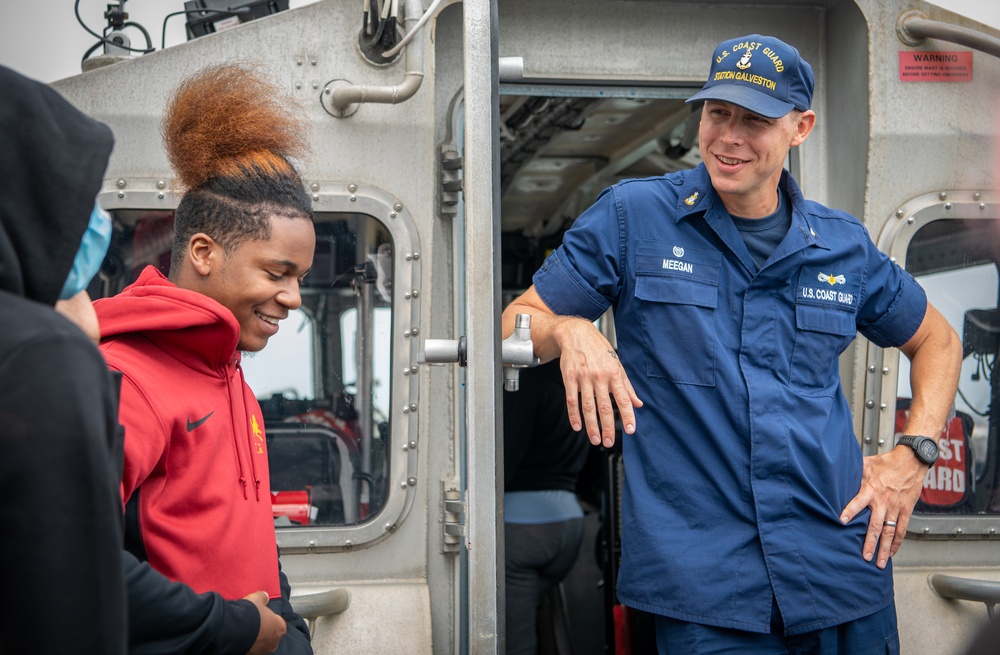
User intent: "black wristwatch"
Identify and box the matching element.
[896,434,940,467]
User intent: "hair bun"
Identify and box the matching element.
[162,64,308,190]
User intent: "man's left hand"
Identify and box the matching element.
[840,446,928,569]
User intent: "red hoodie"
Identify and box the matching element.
[95,266,280,600]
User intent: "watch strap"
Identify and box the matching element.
[897,434,939,466]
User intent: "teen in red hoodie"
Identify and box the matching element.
[94,64,315,655]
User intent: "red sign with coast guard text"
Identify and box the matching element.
[899,51,973,82]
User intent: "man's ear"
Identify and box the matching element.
[188,233,221,277]
[790,110,816,147]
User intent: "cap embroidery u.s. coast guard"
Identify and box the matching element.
[686,34,814,119]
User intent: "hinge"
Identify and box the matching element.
[442,482,465,554]
[440,145,463,218]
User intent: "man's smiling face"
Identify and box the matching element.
[699,100,814,217]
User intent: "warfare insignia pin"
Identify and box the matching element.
[817,272,846,285]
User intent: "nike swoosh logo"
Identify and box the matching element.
[186,411,215,432]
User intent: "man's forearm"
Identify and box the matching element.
[899,303,962,440]
[503,303,590,363]
[502,286,598,363]
[503,285,641,444]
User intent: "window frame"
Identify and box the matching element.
[98,182,422,551]
[866,189,1000,540]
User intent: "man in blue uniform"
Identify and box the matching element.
[502,34,962,653]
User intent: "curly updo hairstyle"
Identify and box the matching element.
[162,64,312,274]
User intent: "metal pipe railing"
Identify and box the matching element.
[289,588,351,636]
[290,588,351,619]
[928,573,1000,619]
[898,10,1000,59]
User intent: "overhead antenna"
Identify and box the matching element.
[78,0,154,72]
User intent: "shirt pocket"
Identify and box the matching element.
[790,304,857,395]
[635,274,718,386]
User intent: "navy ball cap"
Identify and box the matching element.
[686,34,814,119]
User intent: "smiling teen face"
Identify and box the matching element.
[699,100,816,218]
[188,214,316,352]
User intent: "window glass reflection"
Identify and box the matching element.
[243,308,315,399]
[897,218,1000,515]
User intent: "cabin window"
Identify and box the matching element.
[243,308,316,399]
[896,217,1000,517]
[339,306,392,422]
[247,215,394,528]
[100,208,398,531]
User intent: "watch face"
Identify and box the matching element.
[919,440,939,462]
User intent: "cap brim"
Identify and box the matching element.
[686,84,794,119]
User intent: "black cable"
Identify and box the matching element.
[75,0,104,40]
[81,40,104,65]
[123,20,153,51]
[371,0,387,44]
[955,353,992,417]
[956,385,989,417]
[76,0,156,57]
[161,8,251,50]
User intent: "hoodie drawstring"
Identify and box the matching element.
[227,358,249,500]
[236,360,262,501]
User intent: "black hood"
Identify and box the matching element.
[0,65,114,305]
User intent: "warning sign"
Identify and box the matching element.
[899,51,973,82]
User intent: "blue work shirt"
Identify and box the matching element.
[532,165,926,635]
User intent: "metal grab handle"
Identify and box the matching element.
[418,336,467,366]
[928,573,1000,619]
[897,10,1000,59]
[501,313,539,391]
[290,588,351,620]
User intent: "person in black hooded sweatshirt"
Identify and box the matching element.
[0,65,126,654]
[0,66,288,655]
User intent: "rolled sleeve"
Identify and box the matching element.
[858,239,927,348]
[532,187,623,320]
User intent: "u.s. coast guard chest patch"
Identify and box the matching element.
[797,268,859,309]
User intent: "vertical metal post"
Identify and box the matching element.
[356,220,375,518]
[463,0,502,651]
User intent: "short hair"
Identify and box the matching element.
[162,64,312,272]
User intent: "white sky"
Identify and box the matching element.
[0,0,322,83]
[0,1,998,84]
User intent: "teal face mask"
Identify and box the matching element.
[59,202,113,300]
